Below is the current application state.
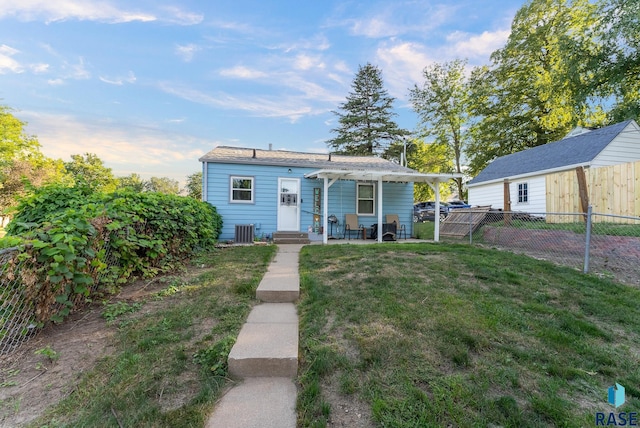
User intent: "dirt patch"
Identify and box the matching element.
[0,270,201,427]
[0,307,115,427]
[323,372,374,428]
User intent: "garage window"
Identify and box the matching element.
[517,182,528,203]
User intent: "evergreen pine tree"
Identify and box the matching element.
[327,63,409,160]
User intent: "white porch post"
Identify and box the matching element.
[377,177,383,242]
[323,176,329,244]
[434,180,441,242]
[202,162,207,202]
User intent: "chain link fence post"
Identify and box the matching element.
[583,205,593,274]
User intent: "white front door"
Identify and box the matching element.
[277,178,300,231]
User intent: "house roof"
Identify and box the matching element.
[304,169,462,184]
[468,120,635,186]
[199,145,415,172]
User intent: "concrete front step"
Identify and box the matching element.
[272,231,310,244]
[228,303,298,379]
[205,377,296,428]
[273,238,310,244]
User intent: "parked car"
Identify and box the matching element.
[413,201,449,222]
[447,200,472,210]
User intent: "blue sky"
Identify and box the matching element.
[0,0,525,185]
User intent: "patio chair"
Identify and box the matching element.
[386,214,407,240]
[344,214,364,239]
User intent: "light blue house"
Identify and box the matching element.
[200,146,460,243]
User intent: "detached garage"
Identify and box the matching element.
[467,120,640,213]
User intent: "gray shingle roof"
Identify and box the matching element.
[468,120,634,185]
[199,146,415,172]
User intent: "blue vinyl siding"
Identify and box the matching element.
[205,162,415,240]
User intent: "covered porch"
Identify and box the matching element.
[303,169,463,244]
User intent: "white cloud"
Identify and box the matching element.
[18,110,213,182]
[375,41,434,98]
[175,44,201,62]
[66,57,90,79]
[158,82,319,122]
[99,71,136,85]
[0,44,23,73]
[341,3,457,39]
[447,30,511,60]
[160,6,203,25]
[0,0,156,23]
[47,78,65,85]
[350,17,399,38]
[294,54,325,71]
[30,63,49,73]
[219,66,267,79]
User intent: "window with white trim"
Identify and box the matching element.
[230,176,254,203]
[517,182,528,203]
[356,183,375,215]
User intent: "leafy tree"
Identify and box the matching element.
[327,63,410,159]
[1,158,67,218]
[0,105,41,167]
[410,59,470,199]
[64,153,117,192]
[184,171,202,200]
[145,176,179,194]
[591,0,640,122]
[466,0,601,176]
[406,139,453,202]
[117,173,146,192]
[0,105,67,222]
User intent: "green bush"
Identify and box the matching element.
[3,184,222,324]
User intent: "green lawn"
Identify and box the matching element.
[297,243,640,427]
[24,245,277,428]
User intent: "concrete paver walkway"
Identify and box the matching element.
[206,244,302,428]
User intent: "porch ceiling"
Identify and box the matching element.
[303,169,463,184]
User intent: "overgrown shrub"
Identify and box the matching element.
[2,184,223,324]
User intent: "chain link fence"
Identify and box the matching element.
[438,208,640,287]
[0,238,120,355]
[0,247,39,355]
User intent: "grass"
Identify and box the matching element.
[297,243,640,427]
[412,221,435,239]
[28,244,277,428]
[483,218,640,237]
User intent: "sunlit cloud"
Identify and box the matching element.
[18,110,215,182]
[0,0,156,23]
[175,44,201,62]
[376,41,434,98]
[157,81,321,122]
[160,6,203,25]
[341,3,457,38]
[47,78,65,85]
[219,66,267,79]
[0,44,23,73]
[99,71,136,85]
[294,54,326,71]
[30,63,49,73]
[447,29,510,61]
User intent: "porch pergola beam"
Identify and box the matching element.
[304,169,463,244]
[377,176,383,242]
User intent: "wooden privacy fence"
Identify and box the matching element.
[546,160,640,223]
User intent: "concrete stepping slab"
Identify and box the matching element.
[205,377,296,428]
[256,273,299,302]
[246,303,297,324]
[228,303,298,378]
